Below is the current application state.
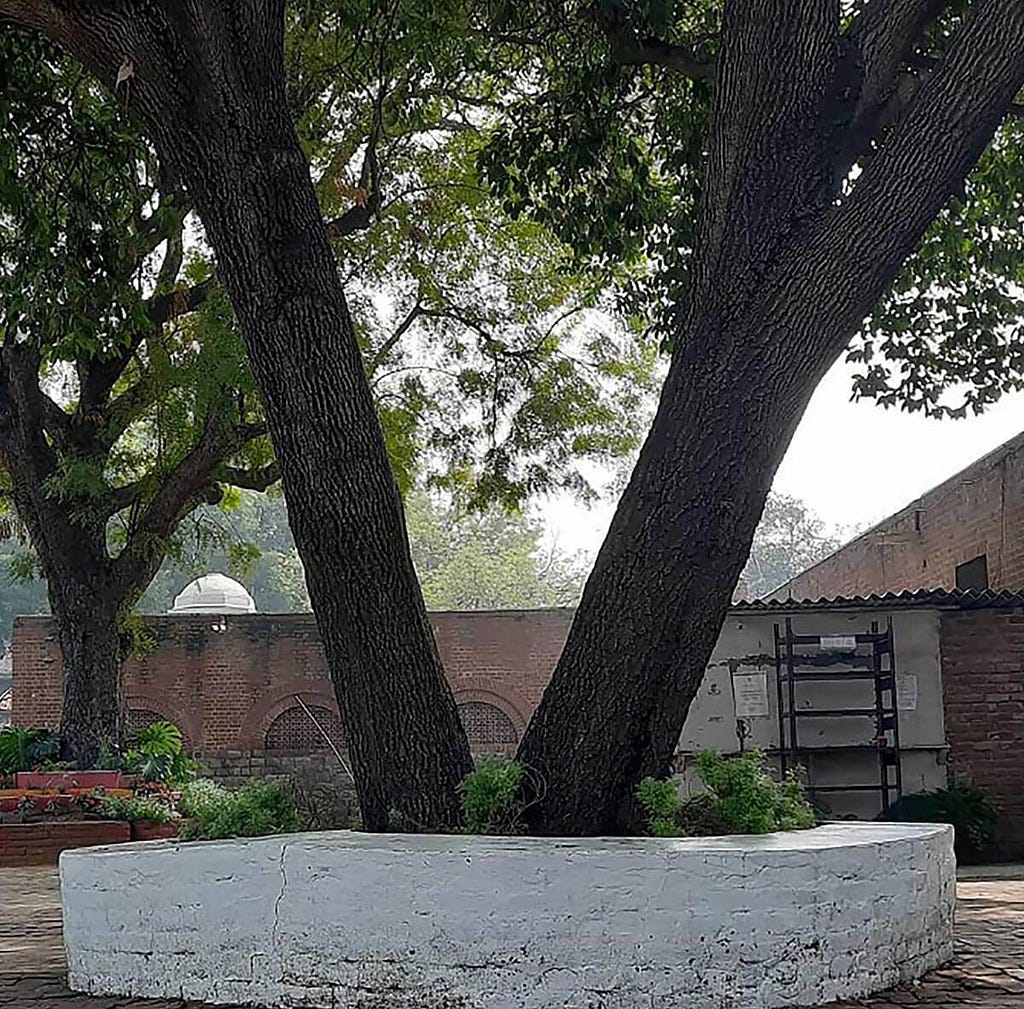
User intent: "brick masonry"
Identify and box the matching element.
[779,430,1024,600]
[11,609,572,753]
[0,821,130,867]
[939,609,1024,856]
[11,603,1024,851]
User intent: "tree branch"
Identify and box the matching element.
[325,135,382,239]
[112,408,237,592]
[808,0,1024,353]
[842,0,948,165]
[606,32,715,80]
[366,301,422,375]
[146,276,215,326]
[217,461,281,491]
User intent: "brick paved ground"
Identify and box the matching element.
[1,867,1021,1008]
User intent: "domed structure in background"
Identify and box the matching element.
[168,573,257,615]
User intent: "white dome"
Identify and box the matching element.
[169,573,257,615]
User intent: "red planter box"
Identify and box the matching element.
[131,821,179,842]
[0,820,130,867]
[15,771,127,790]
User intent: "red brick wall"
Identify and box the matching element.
[0,821,130,867]
[940,608,1024,857]
[780,432,1024,599]
[12,609,574,752]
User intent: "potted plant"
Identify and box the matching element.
[99,793,180,841]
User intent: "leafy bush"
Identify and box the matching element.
[636,776,682,837]
[461,759,525,834]
[676,792,730,837]
[884,785,999,863]
[0,727,58,774]
[637,749,816,838]
[696,749,815,834]
[99,793,176,824]
[179,780,305,840]
[122,721,196,785]
[177,778,228,819]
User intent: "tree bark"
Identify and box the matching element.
[51,573,124,769]
[517,0,1024,834]
[5,0,473,828]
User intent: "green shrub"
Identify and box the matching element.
[884,785,999,863]
[695,749,816,835]
[0,727,58,774]
[99,793,176,824]
[636,776,683,837]
[636,749,816,838]
[677,792,730,837]
[461,759,525,834]
[178,778,229,820]
[179,780,305,840]
[122,721,196,785]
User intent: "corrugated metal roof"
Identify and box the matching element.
[731,587,1024,611]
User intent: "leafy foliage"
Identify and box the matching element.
[178,779,305,841]
[135,488,587,616]
[636,776,682,837]
[98,792,176,824]
[884,785,999,864]
[742,494,844,599]
[638,750,815,837]
[0,727,59,774]
[461,759,525,834]
[122,721,196,786]
[478,0,1024,417]
[177,778,230,821]
[695,750,815,834]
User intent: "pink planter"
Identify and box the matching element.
[15,771,127,790]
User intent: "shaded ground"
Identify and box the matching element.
[1,867,1021,1008]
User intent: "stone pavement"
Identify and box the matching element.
[1,867,1021,1008]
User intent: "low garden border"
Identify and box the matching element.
[0,821,130,866]
[61,822,954,1009]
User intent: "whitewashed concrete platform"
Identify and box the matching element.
[61,822,955,1009]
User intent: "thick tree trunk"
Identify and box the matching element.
[20,1,473,829]
[52,581,124,770]
[517,0,1024,834]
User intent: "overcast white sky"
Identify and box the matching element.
[541,357,1024,557]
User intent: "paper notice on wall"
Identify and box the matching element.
[897,674,918,711]
[733,671,770,718]
[820,635,857,652]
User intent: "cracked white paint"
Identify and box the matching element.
[61,822,954,1009]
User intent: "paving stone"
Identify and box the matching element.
[1,868,1022,1008]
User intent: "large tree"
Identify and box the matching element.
[0,31,277,766]
[490,0,1024,832]
[0,2,475,827]
[0,0,651,828]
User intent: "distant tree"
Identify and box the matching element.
[142,489,586,615]
[406,493,586,611]
[742,495,842,600]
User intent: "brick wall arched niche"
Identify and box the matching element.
[265,704,344,752]
[125,694,197,750]
[238,682,343,752]
[453,686,529,757]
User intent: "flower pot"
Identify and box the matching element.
[131,820,179,842]
[16,771,126,791]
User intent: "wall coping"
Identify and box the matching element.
[62,823,954,1009]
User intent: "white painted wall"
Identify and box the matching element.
[63,823,954,1009]
[683,607,947,819]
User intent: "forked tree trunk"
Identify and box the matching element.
[517,0,1024,834]
[16,1,472,829]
